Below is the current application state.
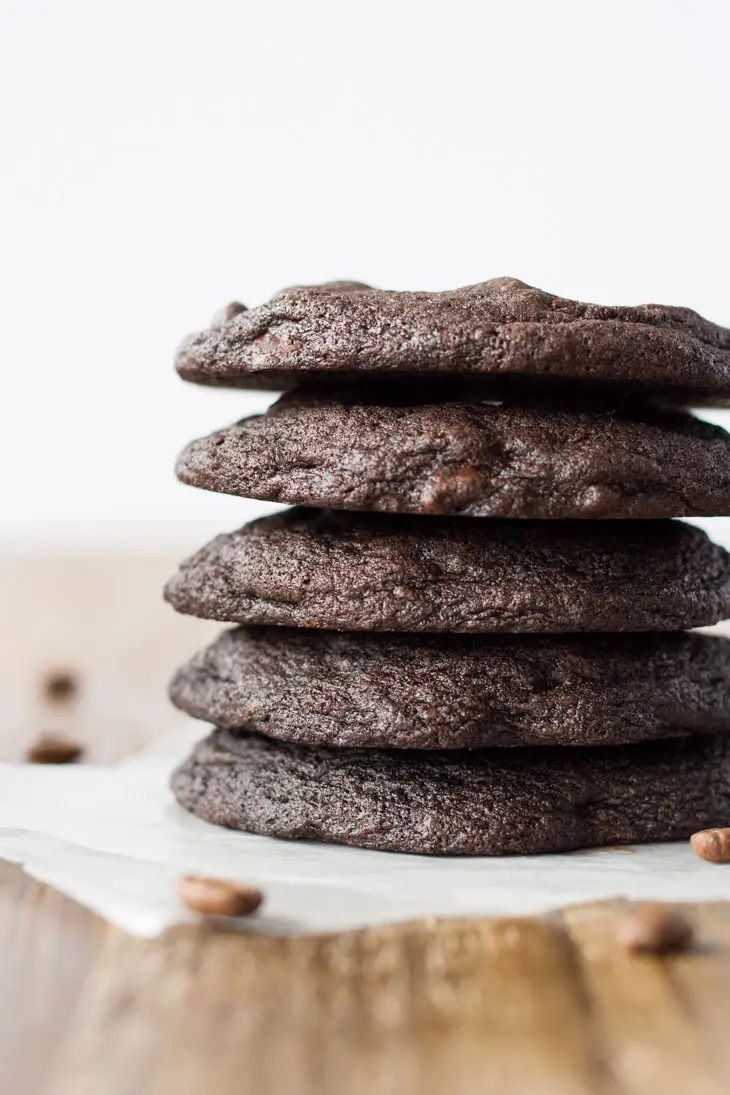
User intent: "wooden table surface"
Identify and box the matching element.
[2,556,730,1095]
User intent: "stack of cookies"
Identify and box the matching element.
[166,278,730,855]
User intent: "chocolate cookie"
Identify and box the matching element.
[163,509,730,633]
[176,390,730,519]
[174,278,730,404]
[171,728,730,855]
[170,628,730,749]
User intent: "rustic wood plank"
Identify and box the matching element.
[0,862,105,1095]
[662,903,730,1081]
[560,901,730,1095]
[41,916,618,1095]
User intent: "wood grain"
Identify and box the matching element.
[1,557,730,1095]
[0,863,104,1095]
[30,905,730,1095]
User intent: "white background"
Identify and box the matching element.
[1,0,729,552]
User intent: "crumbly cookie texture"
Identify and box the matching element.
[176,390,730,519]
[171,729,730,856]
[175,278,730,404]
[170,627,730,750]
[163,509,730,634]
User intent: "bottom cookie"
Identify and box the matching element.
[171,728,730,856]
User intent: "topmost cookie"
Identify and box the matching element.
[175,278,730,403]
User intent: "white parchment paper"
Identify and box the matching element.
[0,726,728,937]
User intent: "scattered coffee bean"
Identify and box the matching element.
[617,904,693,954]
[175,875,263,918]
[42,669,78,702]
[26,735,84,765]
[211,301,247,327]
[690,827,730,863]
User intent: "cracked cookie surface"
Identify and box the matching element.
[171,728,730,855]
[170,627,730,749]
[176,390,730,519]
[163,508,730,633]
[175,278,730,404]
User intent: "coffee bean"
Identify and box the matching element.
[690,827,730,863]
[26,735,84,764]
[211,302,247,327]
[175,875,263,918]
[617,904,692,954]
[42,669,78,702]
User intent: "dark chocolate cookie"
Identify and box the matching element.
[175,278,730,404]
[163,509,730,633]
[170,628,730,749]
[171,728,730,855]
[176,390,730,519]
